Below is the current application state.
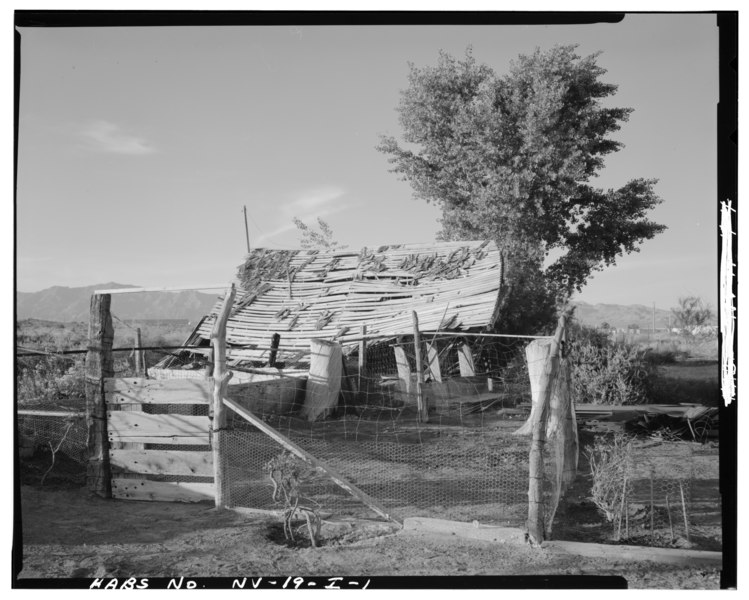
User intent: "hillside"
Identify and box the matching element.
[16,283,220,323]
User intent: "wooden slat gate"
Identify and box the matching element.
[105,377,215,502]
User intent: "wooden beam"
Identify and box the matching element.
[223,396,400,525]
[109,449,213,477]
[107,412,209,445]
[85,293,114,498]
[111,479,214,502]
[105,377,212,405]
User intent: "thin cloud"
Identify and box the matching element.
[253,187,347,246]
[79,120,156,155]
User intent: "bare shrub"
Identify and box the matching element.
[265,452,322,547]
[586,433,634,537]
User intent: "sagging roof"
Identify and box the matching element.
[178,240,502,367]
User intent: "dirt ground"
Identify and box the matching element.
[15,484,722,590]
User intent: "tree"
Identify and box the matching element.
[671,296,713,330]
[377,46,666,333]
[293,217,347,251]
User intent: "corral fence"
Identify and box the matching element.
[15,288,717,548]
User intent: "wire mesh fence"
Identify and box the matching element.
[14,329,720,550]
[216,333,559,528]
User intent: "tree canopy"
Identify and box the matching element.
[378,46,666,332]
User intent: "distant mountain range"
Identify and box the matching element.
[16,283,220,323]
[15,283,700,330]
[571,301,680,330]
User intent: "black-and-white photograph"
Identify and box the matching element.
[13,8,737,590]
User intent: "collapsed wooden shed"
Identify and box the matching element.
[151,240,504,417]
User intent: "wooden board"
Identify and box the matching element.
[105,377,211,405]
[111,478,214,502]
[109,449,213,476]
[107,411,209,445]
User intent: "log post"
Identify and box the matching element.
[526,310,569,546]
[134,327,145,377]
[85,293,114,498]
[358,324,367,394]
[210,284,236,509]
[412,311,428,423]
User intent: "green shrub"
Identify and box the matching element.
[568,324,656,405]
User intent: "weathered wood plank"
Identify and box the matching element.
[111,479,215,502]
[457,344,476,377]
[107,412,209,445]
[105,377,211,404]
[109,449,213,476]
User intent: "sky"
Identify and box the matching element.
[15,12,721,312]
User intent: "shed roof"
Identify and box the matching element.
[178,240,502,367]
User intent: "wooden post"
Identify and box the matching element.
[210,284,236,509]
[526,310,569,546]
[457,343,475,377]
[412,311,428,423]
[426,342,442,383]
[358,324,367,394]
[268,332,281,367]
[85,293,114,498]
[134,327,145,377]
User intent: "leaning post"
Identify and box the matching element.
[526,309,570,546]
[412,311,428,423]
[85,293,114,498]
[210,283,236,509]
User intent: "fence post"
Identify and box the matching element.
[134,327,146,377]
[210,283,236,509]
[412,311,428,423]
[358,324,367,394]
[526,310,569,546]
[85,293,114,498]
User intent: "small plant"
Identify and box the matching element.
[265,452,322,547]
[585,433,634,539]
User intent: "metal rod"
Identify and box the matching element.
[243,205,251,253]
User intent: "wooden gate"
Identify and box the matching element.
[105,377,215,502]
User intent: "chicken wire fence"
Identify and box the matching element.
[216,333,562,528]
